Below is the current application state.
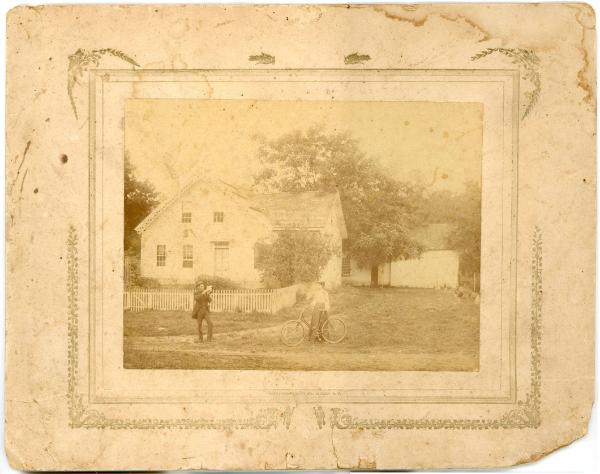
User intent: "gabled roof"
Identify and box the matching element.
[135,176,348,238]
[250,190,346,235]
[135,177,248,234]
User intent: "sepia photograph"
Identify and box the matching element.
[122,99,482,371]
[4,3,597,471]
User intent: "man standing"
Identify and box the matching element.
[308,282,330,342]
[192,282,213,343]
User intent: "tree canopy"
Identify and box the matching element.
[445,181,481,277]
[124,154,160,253]
[418,181,482,278]
[254,128,423,270]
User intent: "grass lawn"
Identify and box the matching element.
[123,286,479,371]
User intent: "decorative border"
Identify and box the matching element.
[66,46,541,120]
[68,48,139,119]
[67,225,542,429]
[471,48,541,119]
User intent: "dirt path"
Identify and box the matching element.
[124,324,477,371]
[124,287,480,371]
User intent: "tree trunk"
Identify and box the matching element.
[370,265,379,286]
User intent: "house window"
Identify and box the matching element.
[181,201,192,223]
[213,241,229,277]
[156,245,166,267]
[182,245,193,268]
[342,255,351,277]
[213,211,224,223]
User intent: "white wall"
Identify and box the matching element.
[319,207,343,288]
[390,250,459,288]
[343,250,459,288]
[139,183,272,285]
[320,251,342,289]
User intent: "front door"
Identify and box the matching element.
[214,244,229,278]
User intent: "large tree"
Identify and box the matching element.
[124,154,160,253]
[445,181,481,278]
[254,128,422,283]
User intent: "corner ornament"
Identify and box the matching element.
[471,47,541,120]
[67,48,140,120]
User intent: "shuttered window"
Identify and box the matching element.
[342,255,351,277]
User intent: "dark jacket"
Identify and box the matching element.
[191,291,212,319]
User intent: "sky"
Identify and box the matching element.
[125,99,483,198]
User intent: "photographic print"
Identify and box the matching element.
[123,99,482,371]
[5,3,595,471]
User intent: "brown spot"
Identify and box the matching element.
[441,173,448,180]
[373,6,428,27]
[33,188,38,194]
[374,7,490,42]
[429,127,434,133]
[576,44,594,105]
[60,154,68,164]
[439,14,491,42]
[404,120,409,126]
[570,5,595,106]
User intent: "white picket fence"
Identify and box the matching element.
[124,285,299,314]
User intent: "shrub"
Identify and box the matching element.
[256,230,335,287]
[133,275,240,290]
[192,274,241,290]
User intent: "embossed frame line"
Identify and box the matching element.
[87,69,519,406]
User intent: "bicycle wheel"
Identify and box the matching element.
[281,320,305,346]
[321,317,346,343]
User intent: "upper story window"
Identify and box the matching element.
[156,244,166,267]
[213,211,224,223]
[181,201,192,223]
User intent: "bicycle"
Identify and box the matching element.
[280,307,347,346]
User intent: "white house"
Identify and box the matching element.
[342,223,460,288]
[135,178,347,288]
